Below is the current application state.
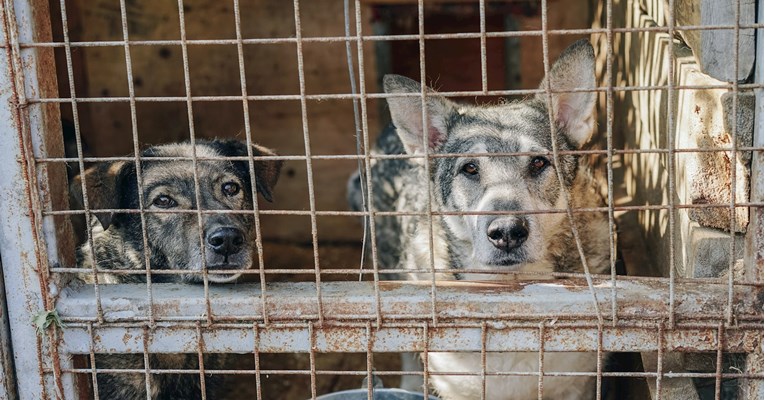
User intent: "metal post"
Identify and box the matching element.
[0,0,76,398]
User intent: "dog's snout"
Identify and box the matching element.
[207,227,244,256]
[486,218,528,251]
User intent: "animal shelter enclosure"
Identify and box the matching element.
[0,0,762,399]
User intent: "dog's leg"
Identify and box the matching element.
[399,352,425,392]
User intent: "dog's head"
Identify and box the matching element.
[74,139,282,283]
[384,40,596,269]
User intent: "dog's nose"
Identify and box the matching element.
[206,227,245,256]
[487,218,528,250]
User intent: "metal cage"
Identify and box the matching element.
[0,0,762,399]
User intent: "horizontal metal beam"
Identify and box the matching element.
[56,281,763,354]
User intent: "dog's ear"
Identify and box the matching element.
[70,161,135,230]
[248,144,283,202]
[536,39,596,148]
[215,140,283,202]
[383,74,457,154]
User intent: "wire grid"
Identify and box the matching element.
[0,0,761,399]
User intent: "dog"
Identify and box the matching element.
[71,139,283,400]
[348,40,610,399]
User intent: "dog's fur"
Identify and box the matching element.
[348,40,609,399]
[72,139,282,400]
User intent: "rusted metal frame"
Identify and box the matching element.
[174,0,213,326]
[54,282,762,354]
[0,260,18,400]
[57,0,105,327]
[195,322,208,400]
[36,201,765,221]
[415,0,440,327]
[17,82,765,104]
[726,0,743,328]
[666,0,678,331]
[539,0,604,325]
[10,23,765,49]
[740,1,764,398]
[536,322,545,399]
[116,0,157,327]
[252,323,263,400]
[18,82,765,103]
[292,0,325,326]
[50,367,764,380]
[55,281,764,322]
[605,0,617,326]
[353,0,384,327]
[365,322,374,400]
[231,0,270,326]
[0,0,77,398]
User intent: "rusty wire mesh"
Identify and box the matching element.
[0,0,762,399]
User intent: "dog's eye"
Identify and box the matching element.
[461,162,479,176]
[222,182,241,197]
[152,195,177,208]
[530,156,550,174]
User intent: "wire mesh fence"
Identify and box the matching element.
[0,0,761,399]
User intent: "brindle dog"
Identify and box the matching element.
[71,139,282,400]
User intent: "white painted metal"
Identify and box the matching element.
[56,282,762,354]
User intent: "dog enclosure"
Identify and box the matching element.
[0,0,762,399]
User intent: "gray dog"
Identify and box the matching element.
[72,139,282,399]
[348,40,609,399]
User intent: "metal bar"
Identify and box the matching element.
[0,0,76,398]
[59,317,761,356]
[740,1,765,398]
[20,82,765,103]
[6,24,764,49]
[0,260,18,400]
[54,282,763,354]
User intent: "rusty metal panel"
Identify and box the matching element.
[0,0,75,398]
[55,282,763,354]
[0,260,18,400]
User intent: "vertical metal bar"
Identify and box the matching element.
[605,0,618,326]
[714,322,724,400]
[308,322,317,400]
[595,320,603,400]
[175,0,213,325]
[353,0,383,327]
[655,322,664,399]
[536,322,545,400]
[665,0,677,330]
[0,261,18,400]
[252,323,263,400]
[116,0,156,326]
[417,0,439,327]
[0,0,75,397]
[539,0,603,324]
[195,322,207,400]
[478,0,487,94]
[480,322,487,400]
[740,1,764,398]
[291,0,324,325]
[726,0,742,326]
[142,326,152,399]
[57,0,105,324]
[421,322,430,399]
[365,322,374,400]
[231,0,270,325]
[87,322,100,400]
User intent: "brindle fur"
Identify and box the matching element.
[72,139,282,400]
[348,40,610,399]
